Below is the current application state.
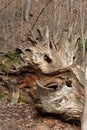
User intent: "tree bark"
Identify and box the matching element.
[25,0,31,21]
[81,64,87,130]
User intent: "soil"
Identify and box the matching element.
[0,99,80,130]
[0,0,86,129]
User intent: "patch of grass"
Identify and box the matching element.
[0,93,4,100]
[6,52,22,65]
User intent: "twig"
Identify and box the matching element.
[31,0,52,30]
[29,30,38,44]
[0,0,15,12]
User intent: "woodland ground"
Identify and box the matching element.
[0,0,86,129]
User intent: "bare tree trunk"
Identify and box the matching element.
[81,64,87,130]
[25,0,31,21]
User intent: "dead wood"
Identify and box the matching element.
[35,66,84,121]
[0,26,84,122]
[15,28,84,121]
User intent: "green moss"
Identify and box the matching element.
[0,93,4,99]
[18,95,25,102]
[6,52,22,65]
[0,64,7,71]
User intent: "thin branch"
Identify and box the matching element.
[31,0,52,30]
[0,0,15,13]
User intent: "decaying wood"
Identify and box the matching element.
[35,66,84,121]
[16,27,85,122]
[0,27,85,123]
[17,27,80,74]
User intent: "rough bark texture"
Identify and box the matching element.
[81,64,87,130]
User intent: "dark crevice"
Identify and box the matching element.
[48,84,58,90]
[66,80,72,87]
[44,54,52,63]
[25,49,31,52]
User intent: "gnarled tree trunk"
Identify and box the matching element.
[14,26,84,121]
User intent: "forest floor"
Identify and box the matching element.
[0,99,80,130]
[0,0,86,129]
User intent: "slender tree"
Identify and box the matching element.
[25,0,31,21]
